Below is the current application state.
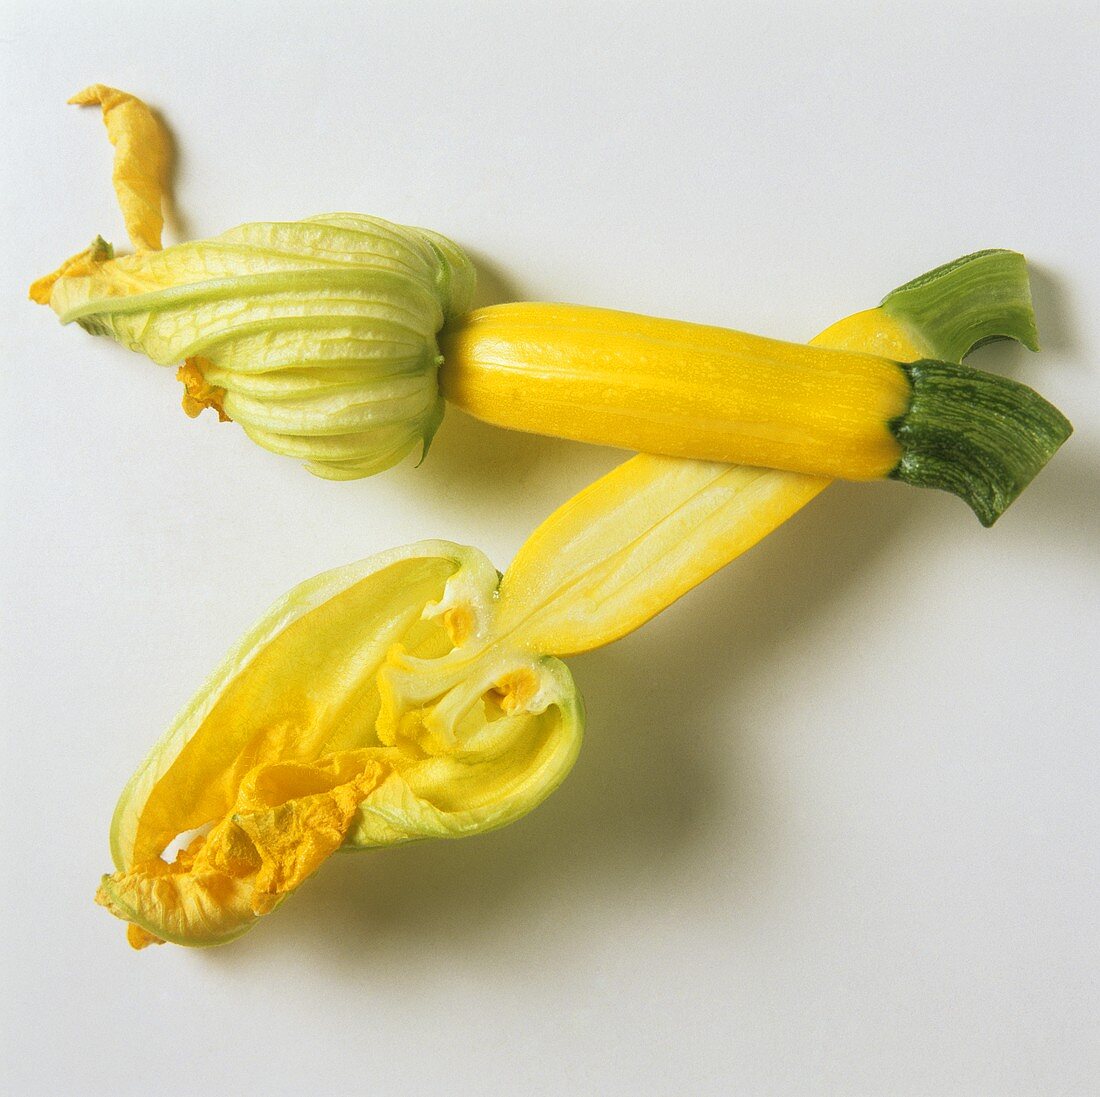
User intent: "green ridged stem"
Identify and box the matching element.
[881,249,1040,363]
[889,360,1072,526]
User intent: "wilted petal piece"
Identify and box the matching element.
[97,821,263,949]
[178,358,230,421]
[69,84,170,252]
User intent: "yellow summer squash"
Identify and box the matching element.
[32,86,1069,523]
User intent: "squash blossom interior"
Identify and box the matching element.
[32,87,1070,522]
[97,245,1045,949]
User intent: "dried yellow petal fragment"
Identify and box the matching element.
[98,822,261,949]
[69,84,170,252]
[127,923,162,950]
[177,358,231,422]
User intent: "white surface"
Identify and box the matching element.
[2,3,1098,1094]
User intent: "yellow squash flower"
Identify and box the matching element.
[32,87,474,479]
[99,541,582,948]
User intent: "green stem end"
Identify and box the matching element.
[881,249,1040,363]
[890,360,1072,526]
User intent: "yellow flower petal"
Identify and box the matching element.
[233,753,386,897]
[101,543,582,947]
[97,823,262,949]
[126,923,163,950]
[69,84,170,253]
[34,88,476,479]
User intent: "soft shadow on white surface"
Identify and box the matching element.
[1028,264,1079,357]
[1007,444,1100,558]
[149,103,191,245]
[465,248,523,311]
[962,263,1078,379]
[195,478,933,971]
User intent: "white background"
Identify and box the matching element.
[2,3,1097,1094]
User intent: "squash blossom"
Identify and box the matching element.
[98,246,1045,948]
[33,87,1070,522]
[31,88,472,479]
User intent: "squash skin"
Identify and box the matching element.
[440,302,910,481]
